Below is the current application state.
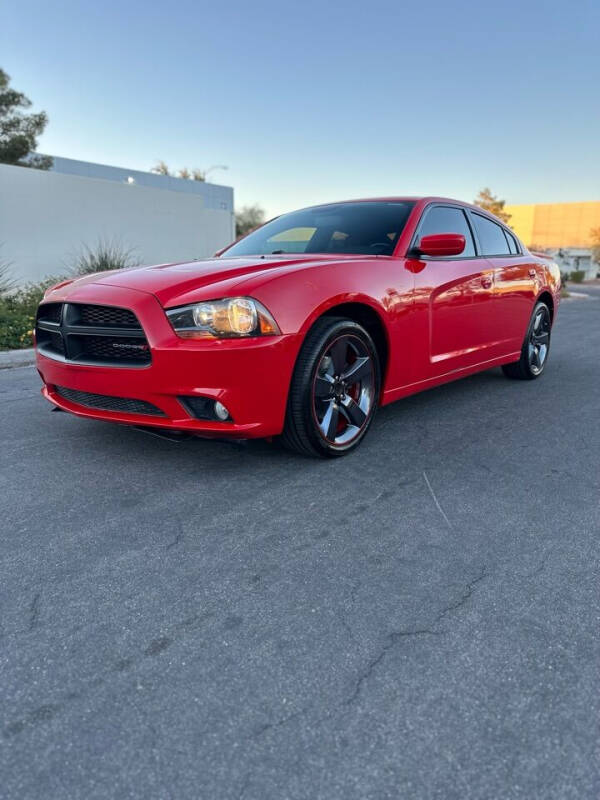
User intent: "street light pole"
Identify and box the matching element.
[204,165,229,182]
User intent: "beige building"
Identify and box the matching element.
[505,201,600,250]
[505,201,599,280]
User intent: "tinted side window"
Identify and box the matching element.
[472,214,510,255]
[418,206,475,257]
[504,229,518,254]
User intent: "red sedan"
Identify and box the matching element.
[35,197,561,457]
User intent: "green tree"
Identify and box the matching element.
[151,160,171,175]
[152,162,228,182]
[235,205,265,238]
[590,227,600,264]
[0,68,52,169]
[474,187,511,224]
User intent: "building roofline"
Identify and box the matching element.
[41,154,233,193]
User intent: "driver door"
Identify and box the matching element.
[410,204,499,381]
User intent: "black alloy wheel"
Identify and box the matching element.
[502,301,552,380]
[281,318,380,457]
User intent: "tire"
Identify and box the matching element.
[281,317,381,457]
[502,301,552,380]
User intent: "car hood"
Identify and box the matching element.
[63,254,368,307]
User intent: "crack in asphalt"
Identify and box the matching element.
[343,628,441,708]
[245,567,490,740]
[323,477,420,532]
[520,552,551,579]
[166,516,185,551]
[250,707,308,739]
[337,580,362,643]
[432,566,487,625]
[28,593,41,631]
[344,566,488,708]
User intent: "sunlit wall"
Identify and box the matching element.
[505,202,600,249]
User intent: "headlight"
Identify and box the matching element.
[166,297,280,339]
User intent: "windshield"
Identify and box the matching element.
[223,201,415,257]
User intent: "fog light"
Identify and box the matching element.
[178,396,234,422]
[214,401,230,421]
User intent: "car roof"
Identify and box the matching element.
[304,196,486,212]
[301,197,510,227]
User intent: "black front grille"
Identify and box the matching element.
[36,302,151,367]
[48,331,65,357]
[75,304,141,328]
[55,386,165,416]
[37,303,63,323]
[71,335,151,365]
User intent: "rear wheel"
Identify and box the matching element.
[502,301,552,380]
[281,317,380,457]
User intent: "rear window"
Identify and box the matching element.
[504,229,519,254]
[472,214,511,256]
[223,202,415,257]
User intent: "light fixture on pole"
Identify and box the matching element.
[204,165,229,182]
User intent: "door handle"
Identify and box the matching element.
[529,269,536,278]
[481,276,492,289]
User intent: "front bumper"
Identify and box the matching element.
[36,283,300,438]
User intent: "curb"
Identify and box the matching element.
[0,348,36,369]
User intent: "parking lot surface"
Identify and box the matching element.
[1,296,598,799]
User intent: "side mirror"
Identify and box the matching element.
[415,233,466,258]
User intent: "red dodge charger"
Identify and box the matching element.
[35,197,561,457]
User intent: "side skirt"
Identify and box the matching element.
[380,351,521,406]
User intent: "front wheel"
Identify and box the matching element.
[281,317,380,457]
[502,301,552,380]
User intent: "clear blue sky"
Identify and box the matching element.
[2,0,599,217]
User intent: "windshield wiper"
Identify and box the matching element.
[270,249,287,254]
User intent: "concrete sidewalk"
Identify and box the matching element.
[0,348,36,369]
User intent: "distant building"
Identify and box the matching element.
[505,201,600,280]
[0,156,235,285]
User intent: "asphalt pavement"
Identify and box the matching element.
[1,294,599,799]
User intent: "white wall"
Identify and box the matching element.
[0,163,235,285]
[548,248,597,281]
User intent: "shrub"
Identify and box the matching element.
[0,276,65,350]
[0,302,34,349]
[570,270,585,283]
[70,238,139,275]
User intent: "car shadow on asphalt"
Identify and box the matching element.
[55,366,511,467]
